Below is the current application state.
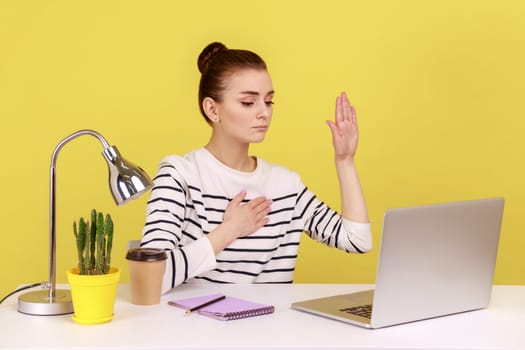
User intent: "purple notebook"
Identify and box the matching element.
[168,293,275,321]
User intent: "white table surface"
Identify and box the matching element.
[1,283,524,350]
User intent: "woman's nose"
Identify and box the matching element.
[257,103,271,119]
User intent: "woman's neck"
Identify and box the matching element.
[205,139,256,172]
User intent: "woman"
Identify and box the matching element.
[141,42,372,293]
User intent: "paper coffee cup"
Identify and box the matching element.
[126,248,167,305]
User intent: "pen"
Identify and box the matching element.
[185,294,226,314]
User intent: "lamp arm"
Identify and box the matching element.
[48,129,112,300]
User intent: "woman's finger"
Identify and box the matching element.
[335,95,344,124]
[227,190,247,209]
[342,92,352,122]
[351,105,357,126]
[252,198,272,214]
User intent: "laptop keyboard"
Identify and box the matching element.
[340,304,373,319]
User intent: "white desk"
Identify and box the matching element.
[1,284,524,350]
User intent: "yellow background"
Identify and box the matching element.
[1,1,524,299]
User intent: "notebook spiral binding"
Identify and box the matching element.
[223,305,275,320]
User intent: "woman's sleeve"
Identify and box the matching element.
[140,162,216,293]
[296,185,372,253]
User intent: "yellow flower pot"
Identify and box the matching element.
[67,267,120,325]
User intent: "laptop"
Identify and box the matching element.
[291,197,505,328]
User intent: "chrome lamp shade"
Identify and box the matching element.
[17,129,153,316]
[103,145,153,205]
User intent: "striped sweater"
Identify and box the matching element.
[141,148,372,293]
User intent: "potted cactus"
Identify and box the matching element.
[73,209,114,275]
[67,209,121,325]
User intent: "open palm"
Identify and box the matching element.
[326,92,359,160]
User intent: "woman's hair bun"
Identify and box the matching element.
[197,42,228,73]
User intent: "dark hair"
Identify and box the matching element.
[197,42,267,122]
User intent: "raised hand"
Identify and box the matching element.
[326,92,359,160]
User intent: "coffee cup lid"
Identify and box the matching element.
[126,248,167,262]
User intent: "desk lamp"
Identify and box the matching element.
[17,129,153,316]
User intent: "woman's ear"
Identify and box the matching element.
[203,97,220,123]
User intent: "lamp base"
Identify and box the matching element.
[18,289,73,316]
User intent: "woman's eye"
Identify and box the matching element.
[241,102,254,106]
[265,101,274,106]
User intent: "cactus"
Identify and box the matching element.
[89,209,97,270]
[73,209,114,275]
[104,214,114,274]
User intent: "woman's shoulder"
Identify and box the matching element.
[158,149,201,175]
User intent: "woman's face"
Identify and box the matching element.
[212,68,274,145]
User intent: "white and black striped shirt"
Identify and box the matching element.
[141,148,372,293]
